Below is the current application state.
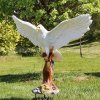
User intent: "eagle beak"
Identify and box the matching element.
[36,27,40,31]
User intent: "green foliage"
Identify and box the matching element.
[0,0,100,55]
[91,12,100,40]
[15,37,40,56]
[0,20,19,55]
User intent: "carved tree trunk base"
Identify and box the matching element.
[40,82,59,95]
[32,50,59,95]
[32,60,59,95]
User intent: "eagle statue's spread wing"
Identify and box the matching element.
[46,14,92,49]
[12,14,92,60]
[12,15,46,48]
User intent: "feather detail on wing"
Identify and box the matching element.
[12,15,41,47]
[46,14,92,49]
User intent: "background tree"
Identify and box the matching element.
[0,0,100,55]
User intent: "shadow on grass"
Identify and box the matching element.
[63,39,91,48]
[0,97,27,100]
[32,97,53,100]
[0,72,41,83]
[0,97,53,100]
[85,72,100,77]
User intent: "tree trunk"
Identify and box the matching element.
[80,38,83,57]
[43,61,53,84]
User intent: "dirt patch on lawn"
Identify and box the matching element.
[74,75,89,81]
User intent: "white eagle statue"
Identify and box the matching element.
[12,14,92,96]
[12,14,92,60]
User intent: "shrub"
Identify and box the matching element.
[0,20,19,55]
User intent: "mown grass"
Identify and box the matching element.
[0,42,100,100]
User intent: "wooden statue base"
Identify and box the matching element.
[32,49,59,97]
[32,83,59,95]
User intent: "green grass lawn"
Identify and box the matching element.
[0,42,100,100]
